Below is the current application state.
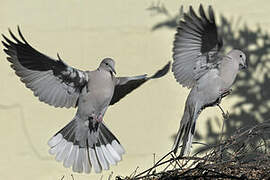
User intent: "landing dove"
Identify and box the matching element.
[172,5,247,156]
[2,27,170,173]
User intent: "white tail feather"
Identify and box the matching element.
[82,148,91,173]
[89,148,101,173]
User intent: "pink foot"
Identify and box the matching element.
[90,113,103,123]
[96,115,103,122]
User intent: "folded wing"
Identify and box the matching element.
[2,27,88,108]
[172,5,223,88]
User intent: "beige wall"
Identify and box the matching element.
[1,0,269,179]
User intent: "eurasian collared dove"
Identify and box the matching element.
[2,27,170,173]
[171,5,247,156]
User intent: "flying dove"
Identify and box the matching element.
[171,5,247,156]
[2,27,170,173]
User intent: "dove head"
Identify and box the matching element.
[99,58,116,74]
[227,49,248,70]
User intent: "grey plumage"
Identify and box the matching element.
[2,27,170,173]
[172,5,247,156]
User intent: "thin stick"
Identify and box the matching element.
[134,150,174,178]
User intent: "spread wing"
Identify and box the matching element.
[2,27,88,108]
[109,61,170,105]
[172,5,223,88]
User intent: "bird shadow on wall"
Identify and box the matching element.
[147,2,270,153]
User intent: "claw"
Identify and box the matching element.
[221,89,232,98]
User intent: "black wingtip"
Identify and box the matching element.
[2,40,10,49]
[208,5,215,23]
[8,28,22,44]
[199,4,207,20]
[189,5,195,14]
[199,4,203,12]
[17,25,28,44]
[1,34,6,42]
[151,61,171,79]
[1,33,14,46]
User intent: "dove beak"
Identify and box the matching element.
[110,65,116,74]
[239,63,248,70]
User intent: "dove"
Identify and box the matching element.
[2,27,170,173]
[171,5,247,156]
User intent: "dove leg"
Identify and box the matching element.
[217,104,225,115]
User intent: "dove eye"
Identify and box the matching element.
[240,54,242,58]
[105,63,108,65]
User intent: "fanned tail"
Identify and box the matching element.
[47,116,125,173]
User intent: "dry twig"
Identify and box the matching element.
[117,120,270,180]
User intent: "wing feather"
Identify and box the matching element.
[172,5,223,88]
[109,62,170,105]
[2,27,88,108]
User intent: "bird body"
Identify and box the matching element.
[173,52,243,155]
[172,5,247,156]
[2,28,170,173]
[78,68,115,118]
